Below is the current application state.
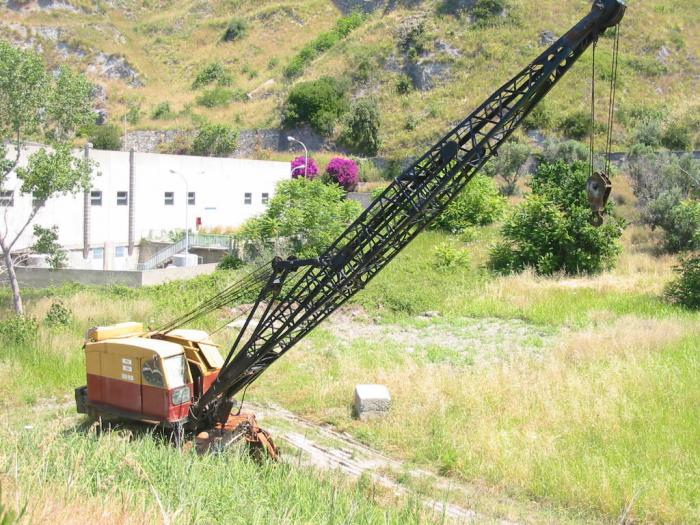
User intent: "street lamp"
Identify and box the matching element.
[290,164,307,177]
[287,136,308,178]
[169,169,190,254]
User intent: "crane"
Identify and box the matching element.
[76,0,626,456]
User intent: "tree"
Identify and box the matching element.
[484,141,531,195]
[489,161,624,275]
[341,98,381,156]
[31,225,68,269]
[240,178,362,258]
[0,42,93,314]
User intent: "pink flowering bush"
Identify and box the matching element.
[290,155,319,179]
[325,156,359,191]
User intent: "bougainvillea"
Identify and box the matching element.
[290,155,319,179]
[325,156,359,191]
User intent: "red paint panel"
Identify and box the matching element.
[167,387,193,422]
[142,384,169,419]
[89,374,141,413]
[202,371,219,394]
[87,374,103,404]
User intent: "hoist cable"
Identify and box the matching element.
[589,39,597,177]
[604,25,621,175]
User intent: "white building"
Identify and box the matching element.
[2,144,289,269]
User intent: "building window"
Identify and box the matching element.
[115,246,126,258]
[164,192,174,205]
[188,192,196,205]
[92,247,104,259]
[261,192,269,205]
[244,192,252,205]
[90,191,102,206]
[117,191,128,206]
[0,191,14,207]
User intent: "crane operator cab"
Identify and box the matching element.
[75,322,224,426]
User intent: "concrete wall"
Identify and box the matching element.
[15,263,218,288]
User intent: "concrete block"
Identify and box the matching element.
[353,384,391,420]
[172,253,199,267]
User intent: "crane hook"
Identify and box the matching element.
[587,171,612,226]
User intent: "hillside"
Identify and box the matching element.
[1,0,699,159]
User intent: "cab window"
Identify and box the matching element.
[142,358,165,387]
[163,355,188,388]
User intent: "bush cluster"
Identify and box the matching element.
[217,253,244,270]
[284,13,363,79]
[192,62,233,90]
[192,123,238,156]
[196,87,245,108]
[0,315,38,345]
[665,253,700,309]
[433,242,470,270]
[44,300,72,327]
[83,123,121,151]
[282,77,349,136]
[489,161,624,275]
[290,155,319,179]
[151,102,174,120]
[340,98,381,156]
[222,18,248,42]
[325,157,359,191]
[433,175,505,233]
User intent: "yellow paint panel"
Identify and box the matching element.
[86,322,144,342]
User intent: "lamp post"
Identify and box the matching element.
[290,164,307,177]
[169,169,190,254]
[287,136,308,178]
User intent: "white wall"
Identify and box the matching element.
[2,144,289,264]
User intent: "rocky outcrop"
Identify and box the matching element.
[406,59,451,91]
[88,53,143,87]
[539,30,557,46]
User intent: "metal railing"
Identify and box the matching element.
[137,234,232,271]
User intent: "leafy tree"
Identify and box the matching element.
[665,252,700,309]
[484,141,531,195]
[282,77,349,136]
[31,225,68,269]
[0,42,94,314]
[540,139,589,165]
[662,122,692,151]
[192,123,238,156]
[489,161,624,275]
[558,111,594,141]
[240,178,362,258]
[341,98,381,156]
[433,175,506,233]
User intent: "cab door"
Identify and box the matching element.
[103,354,141,414]
[141,356,169,419]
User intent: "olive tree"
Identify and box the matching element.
[0,42,94,314]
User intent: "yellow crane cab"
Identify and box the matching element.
[75,322,224,426]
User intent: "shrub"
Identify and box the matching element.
[665,252,700,309]
[44,300,72,327]
[0,315,38,345]
[340,98,381,156]
[192,62,233,89]
[488,161,624,275]
[282,77,349,136]
[470,0,508,27]
[662,122,692,151]
[240,178,362,258]
[540,139,588,165]
[484,142,530,195]
[192,123,238,156]
[158,134,193,155]
[523,103,553,130]
[283,13,363,79]
[196,87,244,108]
[633,118,663,148]
[664,200,700,252]
[433,175,505,233]
[558,111,593,140]
[396,75,413,95]
[290,155,319,179]
[433,242,470,270]
[222,18,248,42]
[151,101,174,120]
[325,157,359,191]
[84,123,121,150]
[125,102,141,125]
[217,253,244,270]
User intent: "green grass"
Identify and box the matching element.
[0,410,427,523]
